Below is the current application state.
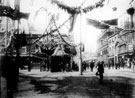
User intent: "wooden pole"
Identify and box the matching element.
[79,12,83,75]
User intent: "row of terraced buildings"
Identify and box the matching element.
[97,5,135,69]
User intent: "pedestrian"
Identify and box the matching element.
[131,58,135,73]
[96,61,104,84]
[90,61,95,72]
[27,57,31,72]
[1,48,18,98]
[40,59,46,72]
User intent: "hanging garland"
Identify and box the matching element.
[83,0,105,13]
[50,0,105,14]
[50,0,79,14]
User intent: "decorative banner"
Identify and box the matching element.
[87,18,118,29]
[87,18,110,29]
[0,5,30,20]
[103,18,118,26]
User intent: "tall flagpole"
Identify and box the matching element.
[79,11,83,75]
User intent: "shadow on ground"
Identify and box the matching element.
[19,75,134,98]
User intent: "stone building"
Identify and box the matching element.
[107,28,121,68]
[96,30,108,64]
[97,2,135,69]
[116,5,135,68]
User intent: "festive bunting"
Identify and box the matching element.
[50,0,79,14]
[83,0,105,13]
[50,0,105,14]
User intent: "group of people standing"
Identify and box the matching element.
[96,61,105,84]
[82,60,95,72]
[82,60,105,84]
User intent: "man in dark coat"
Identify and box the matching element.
[1,48,19,98]
[96,61,104,84]
[90,61,95,72]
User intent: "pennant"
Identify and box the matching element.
[69,14,77,32]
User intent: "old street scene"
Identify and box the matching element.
[0,0,135,98]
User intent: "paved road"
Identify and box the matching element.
[19,68,135,79]
[13,68,135,98]
[1,68,135,98]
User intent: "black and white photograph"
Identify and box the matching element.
[0,0,135,98]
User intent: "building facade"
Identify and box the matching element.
[97,30,108,64]
[0,0,15,53]
[107,28,121,68]
[97,2,135,69]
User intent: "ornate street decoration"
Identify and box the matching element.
[0,5,30,20]
[50,0,105,14]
